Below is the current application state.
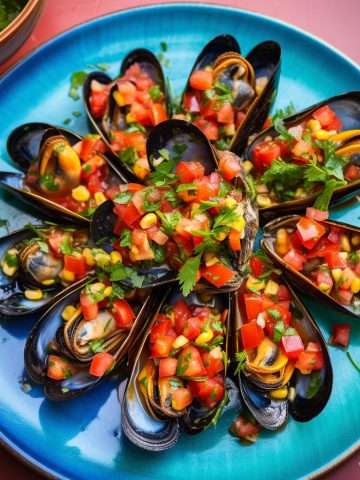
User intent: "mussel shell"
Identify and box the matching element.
[24,281,157,400]
[230,41,281,156]
[262,214,360,318]
[246,91,360,221]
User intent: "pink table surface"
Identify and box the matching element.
[0,1,359,479]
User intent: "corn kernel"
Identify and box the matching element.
[61,305,77,322]
[140,213,157,229]
[315,129,330,140]
[351,277,360,294]
[41,279,55,286]
[275,228,289,256]
[103,286,113,297]
[269,387,288,400]
[215,231,228,241]
[113,90,125,107]
[331,269,342,283]
[72,185,90,202]
[225,197,237,208]
[94,191,107,206]
[195,329,214,345]
[256,194,272,208]
[24,289,43,301]
[172,335,189,349]
[351,235,360,247]
[264,279,280,296]
[63,269,76,282]
[110,251,122,264]
[1,262,18,277]
[341,234,351,252]
[133,162,149,180]
[243,160,254,173]
[246,276,266,291]
[307,119,321,132]
[83,247,96,267]
[231,216,246,232]
[126,112,135,123]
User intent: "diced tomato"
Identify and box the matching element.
[306,207,329,221]
[252,140,281,171]
[124,132,146,154]
[79,136,99,162]
[193,118,219,141]
[295,350,324,371]
[292,139,314,159]
[117,80,137,104]
[146,226,169,245]
[149,103,168,126]
[125,183,144,193]
[159,358,178,377]
[219,152,241,181]
[325,116,342,132]
[89,352,115,377]
[282,249,307,271]
[190,306,212,318]
[217,102,235,124]
[190,378,224,404]
[199,97,217,118]
[194,177,219,202]
[172,387,193,410]
[325,252,347,269]
[201,263,235,288]
[330,324,351,347]
[47,355,77,380]
[189,70,213,90]
[80,294,99,321]
[64,254,87,277]
[182,317,203,340]
[313,105,341,129]
[90,90,108,118]
[240,321,265,350]
[48,231,68,256]
[183,92,201,113]
[235,111,246,129]
[201,349,224,378]
[175,161,205,183]
[112,299,135,328]
[150,318,175,343]
[173,300,192,335]
[249,256,268,278]
[337,288,353,305]
[344,164,360,182]
[306,239,339,259]
[276,285,291,301]
[229,416,261,439]
[267,303,291,327]
[105,185,121,199]
[296,217,326,249]
[121,203,143,226]
[130,101,151,126]
[86,174,103,195]
[151,336,175,358]
[129,229,154,261]
[243,294,263,321]
[316,269,334,291]
[280,335,305,360]
[176,345,207,377]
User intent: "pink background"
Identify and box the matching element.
[0,1,359,479]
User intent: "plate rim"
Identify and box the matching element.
[0,3,359,480]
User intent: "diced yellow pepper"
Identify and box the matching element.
[243,160,253,173]
[94,252,111,268]
[269,387,288,400]
[331,269,342,283]
[231,216,246,232]
[340,234,351,252]
[215,231,228,242]
[351,277,360,294]
[318,283,332,294]
[24,289,43,301]
[351,235,360,247]
[113,90,125,107]
[172,335,189,349]
[140,213,157,229]
[104,286,113,297]
[133,162,148,180]
[94,191,107,206]
[246,276,266,291]
[126,112,135,123]
[63,269,75,282]
[83,247,96,267]
[41,279,55,286]
[72,185,90,202]
[264,279,280,296]
[315,129,331,140]
[195,329,214,345]
[110,251,122,264]
[307,119,321,132]
[61,305,77,322]
[256,194,272,208]
[225,197,237,208]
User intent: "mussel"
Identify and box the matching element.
[0,223,91,316]
[83,49,171,181]
[2,123,123,224]
[180,36,280,154]
[121,285,231,450]
[262,214,360,318]
[91,119,258,294]
[24,280,157,400]
[233,255,332,429]
[245,91,360,222]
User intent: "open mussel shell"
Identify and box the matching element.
[0,225,90,316]
[247,91,360,221]
[262,214,360,318]
[24,282,157,401]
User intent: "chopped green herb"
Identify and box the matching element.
[346,351,360,372]
[267,308,281,321]
[72,111,82,117]
[61,387,70,394]
[177,254,201,296]
[169,379,181,389]
[114,191,133,204]
[148,84,163,102]
[160,41,168,52]
[234,350,247,375]
[69,70,88,100]
[119,229,132,248]
[90,339,105,353]
[271,103,296,124]
[118,147,138,166]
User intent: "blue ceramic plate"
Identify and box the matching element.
[0,4,359,480]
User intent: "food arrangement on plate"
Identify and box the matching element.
[1,33,359,453]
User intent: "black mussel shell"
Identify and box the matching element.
[247,91,360,221]
[24,282,157,400]
[230,41,281,156]
[262,214,360,318]
[0,226,89,316]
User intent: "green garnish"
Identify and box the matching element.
[69,70,88,101]
[346,351,360,372]
[177,254,201,297]
[234,350,247,375]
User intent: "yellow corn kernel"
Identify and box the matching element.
[82,247,96,267]
[315,129,330,140]
[140,213,157,229]
[172,335,189,349]
[126,112,135,123]
[269,387,288,400]
[264,279,280,296]
[110,251,122,264]
[94,252,111,267]
[351,235,360,247]
[195,329,214,345]
[256,194,272,208]
[113,90,125,107]
[275,228,289,256]
[72,185,90,202]
[331,269,342,283]
[41,279,55,286]
[225,197,237,208]
[103,286,113,297]
[63,269,76,282]
[215,231,228,242]
[232,216,246,233]
[318,283,332,294]
[341,234,351,252]
[294,187,305,198]
[351,277,360,294]
[24,289,43,301]
[307,119,321,132]
[243,160,253,173]
[94,191,107,206]
[246,276,266,291]
[61,305,77,322]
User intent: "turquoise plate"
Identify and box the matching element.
[0,4,359,480]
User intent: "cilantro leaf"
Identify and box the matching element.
[156,211,182,236]
[274,118,294,145]
[69,71,87,100]
[177,254,201,296]
[119,229,132,248]
[271,103,296,124]
[234,350,247,375]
